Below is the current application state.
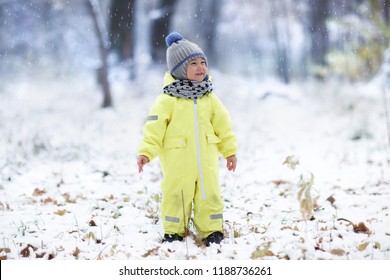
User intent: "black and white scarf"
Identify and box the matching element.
[163,78,213,100]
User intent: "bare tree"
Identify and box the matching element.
[270,0,291,84]
[87,0,112,108]
[385,0,390,22]
[110,0,136,76]
[308,0,330,66]
[151,0,178,64]
[191,0,221,65]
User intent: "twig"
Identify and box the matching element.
[73,214,81,239]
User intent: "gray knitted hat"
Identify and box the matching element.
[165,32,208,80]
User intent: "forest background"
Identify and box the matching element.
[1,0,389,104]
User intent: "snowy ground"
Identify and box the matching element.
[0,70,389,260]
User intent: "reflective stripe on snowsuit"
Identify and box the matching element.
[138,73,237,237]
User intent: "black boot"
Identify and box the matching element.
[204,232,224,246]
[163,234,184,243]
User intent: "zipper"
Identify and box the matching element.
[193,99,206,200]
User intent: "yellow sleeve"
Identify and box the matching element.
[210,94,238,158]
[138,95,171,161]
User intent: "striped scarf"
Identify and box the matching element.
[163,78,213,100]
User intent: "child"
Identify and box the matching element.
[137,32,237,246]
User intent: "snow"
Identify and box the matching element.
[0,71,389,262]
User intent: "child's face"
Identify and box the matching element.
[186,57,207,82]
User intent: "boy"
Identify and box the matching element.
[137,32,237,246]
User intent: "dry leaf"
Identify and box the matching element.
[337,218,372,235]
[89,220,97,226]
[110,244,118,256]
[272,180,290,186]
[83,232,97,241]
[0,248,11,253]
[354,222,371,235]
[283,155,299,170]
[251,242,274,259]
[358,242,381,251]
[142,246,160,257]
[72,247,81,257]
[53,209,67,216]
[63,192,76,203]
[297,173,314,221]
[312,196,321,211]
[35,252,46,258]
[358,242,370,251]
[326,195,335,205]
[42,197,56,204]
[33,188,46,196]
[280,226,292,230]
[20,244,38,257]
[331,248,345,256]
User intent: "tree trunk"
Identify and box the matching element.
[110,0,135,61]
[384,0,390,22]
[87,0,112,108]
[151,0,177,64]
[308,0,330,66]
[193,0,221,65]
[270,0,290,84]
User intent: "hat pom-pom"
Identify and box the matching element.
[165,32,184,47]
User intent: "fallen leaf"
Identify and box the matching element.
[251,242,274,259]
[63,192,76,203]
[72,247,81,257]
[0,248,11,253]
[142,246,160,257]
[83,232,97,241]
[337,218,372,235]
[20,244,38,257]
[272,180,290,186]
[283,155,299,170]
[280,226,292,230]
[33,188,46,196]
[358,242,370,251]
[326,195,335,205]
[53,209,67,216]
[36,252,46,258]
[331,248,345,256]
[354,222,371,235]
[41,197,56,204]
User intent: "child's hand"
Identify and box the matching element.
[137,155,150,173]
[226,155,237,172]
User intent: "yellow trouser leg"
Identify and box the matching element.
[193,167,224,238]
[161,177,194,236]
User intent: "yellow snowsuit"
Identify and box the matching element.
[138,73,237,237]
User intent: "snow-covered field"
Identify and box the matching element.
[0,71,389,261]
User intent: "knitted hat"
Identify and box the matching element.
[165,32,207,80]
